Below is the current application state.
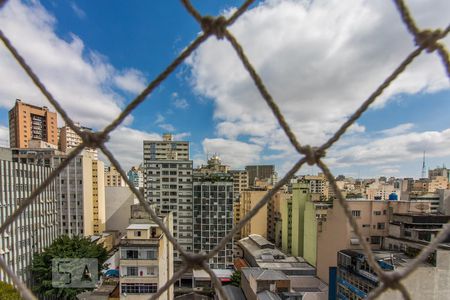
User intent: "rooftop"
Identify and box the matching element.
[238,235,315,275]
[126,223,157,230]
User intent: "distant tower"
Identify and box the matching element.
[421,151,426,178]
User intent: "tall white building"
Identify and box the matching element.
[0,148,60,284]
[143,134,193,262]
[11,148,106,236]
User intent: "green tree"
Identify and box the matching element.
[0,281,22,300]
[229,270,241,287]
[31,235,108,300]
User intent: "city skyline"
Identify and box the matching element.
[0,0,449,179]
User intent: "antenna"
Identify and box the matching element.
[421,151,426,178]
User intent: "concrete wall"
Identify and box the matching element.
[240,190,268,238]
[83,155,94,236]
[438,189,450,215]
[105,187,135,233]
[303,201,318,266]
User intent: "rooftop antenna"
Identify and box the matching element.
[421,151,426,179]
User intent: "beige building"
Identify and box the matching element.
[119,214,174,300]
[230,170,249,200]
[59,122,98,159]
[316,199,430,283]
[238,188,284,243]
[8,99,58,148]
[105,165,127,187]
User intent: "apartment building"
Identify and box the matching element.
[336,212,450,300]
[8,99,58,148]
[281,182,309,257]
[59,122,98,159]
[193,172,234,269]
[245,165,275,187]
[128,165,144,189]
[119,214,174,300]
[105,165,127,187]
[236,186,285,245]
[229,170,249,201]
[316,199,431,283]
[0,148,60,284]
[11,148,106,236]
[143,134,193,262]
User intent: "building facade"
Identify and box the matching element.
[105,165,127,187]
[8,99,58,148]
[245,165,275,187]
[0,149,60,284]
[58,122,98,159]
[193,172,234,269]
[143,134,193,262]
[119,215,174,300]
[128,165,144,189]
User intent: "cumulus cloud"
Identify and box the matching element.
[187,0,449,170]
[104,127,160,169]
[0,1,146,128]
[326,129,450,168]
[113,69,147,94]
[202,138,262,168]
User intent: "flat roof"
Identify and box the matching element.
[193,269,233,280]
[126,223,156,230]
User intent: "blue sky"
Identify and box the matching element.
[0,0,449,178]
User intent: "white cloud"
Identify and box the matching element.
[380,123,414,136]
[158,123,176,132]
[70,2,86,19]
[104,127,160,169]
[173,132,191,140]
[187,0,449,168]
[171,92,189,109]
[202,138,262,168]
[0,125,9,147]
[113,69,147,94]
[326,128,450,168]
[0,1,147,128]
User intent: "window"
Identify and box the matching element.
[374,211,382,216]
[351,210,361,217]
[377,222,385,230]
[134,231,141,237]
[127,267,138,276]
[124,250,138,259]
[370,236,381,244]
[121,283,158,294]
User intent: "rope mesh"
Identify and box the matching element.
[0,0,449,299]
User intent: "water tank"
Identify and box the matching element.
[388,193,398,201]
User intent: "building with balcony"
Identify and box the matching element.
[193,172,234,269]
[128,165,144,189]
[119,215,173,300]
[336,248,450,300]
[58,122,98,159]
[8,99,58,148]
